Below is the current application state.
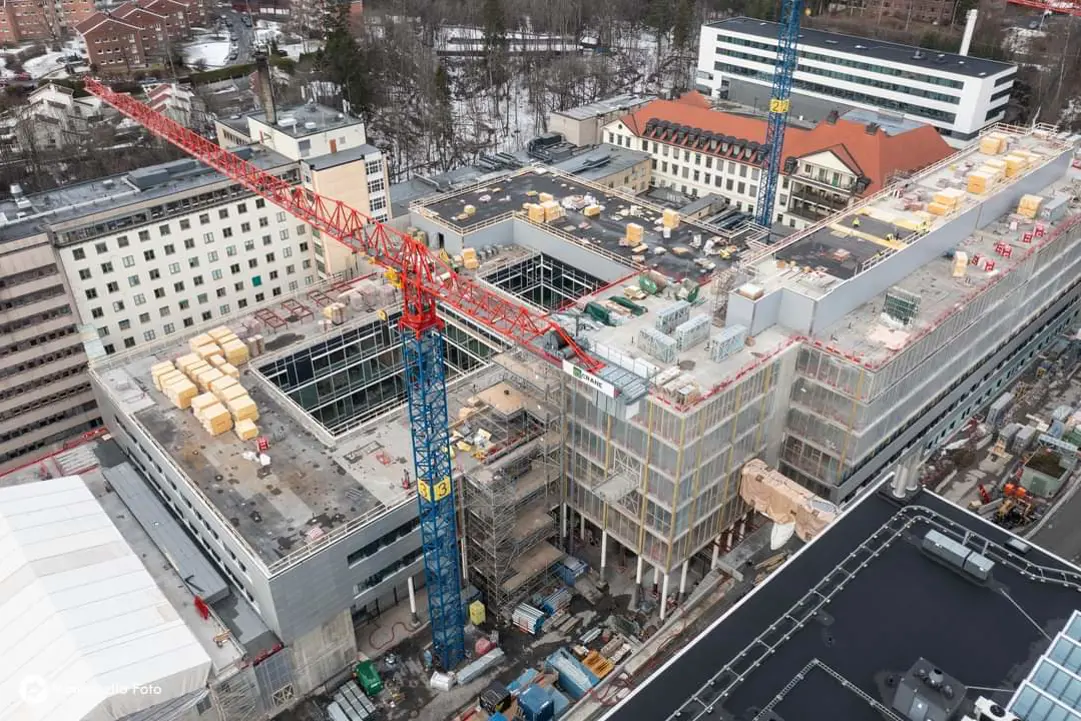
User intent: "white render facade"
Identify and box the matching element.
[53,161,318,354]
[696,18,1016,144]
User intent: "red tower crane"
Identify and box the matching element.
[83,78,602,669]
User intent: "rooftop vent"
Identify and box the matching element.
[913,50,924,59]
[304,121,317,130]
[854,44,866,49]
[825,39,838,44]
[9,183,22,198]
[102,179,115,189]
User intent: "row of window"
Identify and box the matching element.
[0,381,91,423]
[717,33,967,89]
[0,400,95,445]
[715,62,958,125]
[0,284,67,313]
[0,359,86,400]
[0,416,101,465]
[0,323,78,359]
[0,262,58,290]
[719,46,961,104]
[0,303,71,335]
[346,516,421,567]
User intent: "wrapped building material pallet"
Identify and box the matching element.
[209,376,239,397]
[222,339,250,366]
[195,368,225,393]
[220,362,240,380]
[932,188,964,208]
[541,200,563,222]
[165,378,198,410]
[662,208,680,229]
[583,204,601,217]
[235,418,259,441]
[625,222,644,243]
[207,326,233,341]
[527,203,545,223]
[156,370,184,392]
[151,361,175,390]
[1004,154,1026,177]
[176,353,202,374]
[979,133,1007,155]
[191,393,219,417]
[1018,194,1043,217]
[227,395,259,422]
[220,384,247,403]
[201,404,233,436]
[927,202,950,216]
[208,354,226,368]
[189,334,214,353]
[195,343,221,361]
[538,192,554,203]
[966,172,990,194]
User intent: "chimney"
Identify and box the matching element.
[865,122,880,135]
[959,8,978,57]
[254,51,277,126]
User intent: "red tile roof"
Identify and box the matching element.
[74,10,141,34]
[617,99,954,195]
[675,90,713,110]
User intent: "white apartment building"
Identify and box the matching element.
[603,94,953,228]
[696,17,1017,145]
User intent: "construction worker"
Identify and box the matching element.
[852,217,861,228]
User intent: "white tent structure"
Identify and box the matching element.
[0,476,212,721]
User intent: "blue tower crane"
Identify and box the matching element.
[754,0,805,230]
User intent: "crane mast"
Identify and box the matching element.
[82,79,601,671]
[754,0,804,230]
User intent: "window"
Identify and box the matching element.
[255,292,264,302]
[159,224,171,236]
[124,337,136,348]
[179,299,190,310]
[234,281,244,292]
[117,235,129,248]
[288,280,298,291]
[241,222,251,233]
[164,322,175,334]
[226,245,237,257]
[248,259,258,269]
[282,246,292,258]
[183,317,194,328]
[138,312,150,324]
[220,303,230,315]
[279,229,290,240]
[73,248,86,260]
[133,293,146,305]
[202,311,213,322]
[230,263,241,275]
[238,298,248,309]
[106,281,119,293]
[160,306,170,317]
[174,282,185,292]
[276,211,286,222]
[216,287,227,298]
[296,225,306,236]
[212,269,223,280]
[98,327,109,338]
[122,255,135,268]
[113,301,125,312]
[197,293,208,304]
[262,235,272,247]
[266,252,275,263]
[164,244,175,255]
[128,274,140,287]
[203,232,215,244]
[237,202,247,214]
[95,242,108,254]
[169,262,181,274]
[256,199,265,209]
[199,213,210,225]
[138,229,151,242]
[184,238,195,249]
[286,264,295,275]
[299,242,308,252]
[154,288,165,299]
[222,228,233,239]
[91,307,103,319]
[371,196,386,213]
[208,251,219,263]
[189,257,200,269]
[367,176,385,194]
[78,269,92,281]
[144,330,156,341]
[258,217,268,228]
[101,262,113,274]
[246,239,256,251]
[179,219,190,230]
[85,289,98,300]
[269,270,279,280]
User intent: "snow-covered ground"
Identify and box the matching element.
[1006,27,1046,53]
[184,31,233,69]
[254,19,322,58]
[3,38,87,80]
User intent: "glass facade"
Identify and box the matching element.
[1010,612,1081,721]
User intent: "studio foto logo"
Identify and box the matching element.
[19,675,49,706]
[18,675,163,706]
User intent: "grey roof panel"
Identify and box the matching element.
[103,462,230,604]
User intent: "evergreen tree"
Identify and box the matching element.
[318,4,376,113]
[673,0,696,51]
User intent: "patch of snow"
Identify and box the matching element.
[1006,27,1046,53]
[184,32,233,69]
[22,38,85,80]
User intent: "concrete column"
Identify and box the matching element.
[561,504,568,543]
[905,456,920,492]
[711,542,721,570]
[660,572,671,622]
[600,530,608,579]
[652,565,660,594]
[580,514,586,540]
[679,560,689,600]
[635,555,644,586]
[407,575,419,625]
[890,470,906,499]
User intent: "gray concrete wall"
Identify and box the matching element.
[267,500,422,641]
[724,78,855,123]
[510,219,632,283]
[810,149,1072,334]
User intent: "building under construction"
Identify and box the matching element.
[86,117,1081,720]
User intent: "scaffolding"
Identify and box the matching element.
[456,349,566,615]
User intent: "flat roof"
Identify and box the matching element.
[303,143,381,171]
[811,135,1079,365]
[90,282,425,567]
[0,145,293,243]
[603,487,1081,721]
[553,93,656,121]
[551,144,649,183]
[776,215,916,281]
[416,168,757,281]
[708,16,1015,79]
[249,102,363,139]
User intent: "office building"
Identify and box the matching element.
[548,94,656,147]
[696,17,1017,145]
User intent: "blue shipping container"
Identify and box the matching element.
[550,689,570,719]
[519,686,555,721]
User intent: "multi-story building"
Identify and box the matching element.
[77,0,205,71]
[696,17,1017,145]
[76,12,151,71]
[0,0,96,43]
[548,93,656,147]
[13,82,108,151]
[603,93,953,229]
[0,187,98,470]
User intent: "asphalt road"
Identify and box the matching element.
[220,8,256,64]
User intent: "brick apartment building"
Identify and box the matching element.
[76,0,206,72]
[0,0,97,44]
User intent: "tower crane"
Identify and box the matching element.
[82,79,602,671]
[754,0,805,231]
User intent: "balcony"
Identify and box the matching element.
[793,172,856,194]
[787,201,834,223]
